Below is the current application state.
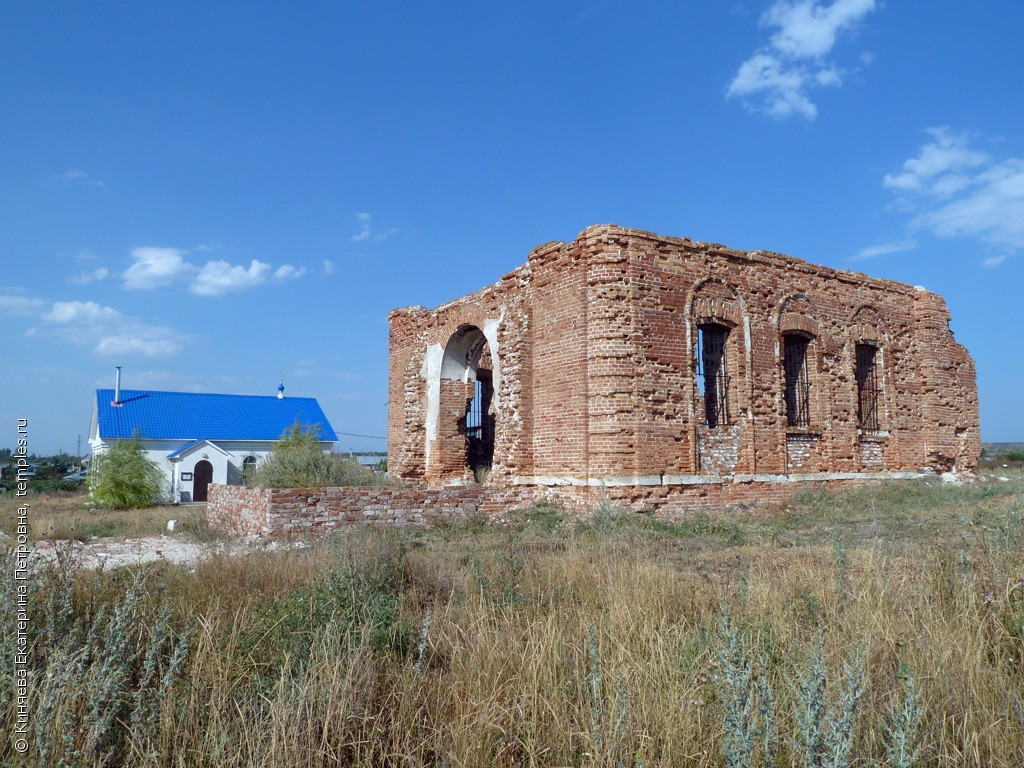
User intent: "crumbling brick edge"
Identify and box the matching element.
[207,471,961,539]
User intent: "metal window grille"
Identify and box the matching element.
[697,324,731,428]
[465,378,484,440]
[855,343,880,431]
[783,334,811,428]
[464,373,494,473]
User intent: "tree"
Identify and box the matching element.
[88,435,165,509]
[248,421,387,488]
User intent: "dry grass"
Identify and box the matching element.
[0,492,195,541]
[3,477,1024,766]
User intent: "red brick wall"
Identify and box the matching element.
[528,240,590,478]
[206,485,275,537]
[208,483,541,539]
[388,225,980,501]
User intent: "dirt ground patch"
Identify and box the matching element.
[21,533,304,570]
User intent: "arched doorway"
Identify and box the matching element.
[431,324,495,482]
[193,460,213,502]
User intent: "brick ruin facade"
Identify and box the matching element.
[388,224,980,513]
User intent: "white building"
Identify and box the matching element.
[88,381,336,503]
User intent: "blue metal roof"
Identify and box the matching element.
[165,438,206,459]
[95,389,338,442]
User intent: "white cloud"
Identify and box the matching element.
[883,127,989,194]
[762,0,875,59]
[64,169,105,188]
[814,67,841,87]
[727,53,819,120]
[323,259,335,275]
[853,239,917,261]
[31,298,184,357]
[983,255,1007,269]
[884,128,1024,254]
[922,160,1024,249]
[351,212,398,243]
[0,295,47,317]
[94,336,180,357]
[352,212,372,242]
[191,259,271,296]
[69,267,110,285]
[273,264,307,281]
[44,300,120,324]
[727,0,876,121]
[123,247,194,290]
[122,246,309,295]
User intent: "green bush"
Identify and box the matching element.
[241,558,411,682]
[87,436,165,509]
[247,422,390,488]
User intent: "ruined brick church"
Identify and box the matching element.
[388,225,980,511]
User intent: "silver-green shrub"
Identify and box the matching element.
[791,636,866,768]
[880,664,924,768]
[247,422,390,488]
[25,568,188,766]
[717,610,778,768]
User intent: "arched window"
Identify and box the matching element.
[697,322,731,428]
[855,343,881,432]
[242,454,257,478]
[783,333,812,428]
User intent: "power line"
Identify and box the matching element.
[334,431,387,440]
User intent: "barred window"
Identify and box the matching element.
[465,377,485,440]
[697,323,731,428]
[855,343,880,431]
[783,334,811,428]
[464,371,494,473]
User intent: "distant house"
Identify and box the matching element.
[88,385,337,503]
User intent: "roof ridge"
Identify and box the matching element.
[96,388,321,400]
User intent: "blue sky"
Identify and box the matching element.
[2,0,1022,455]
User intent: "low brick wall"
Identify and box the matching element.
[206,472,931,538]
[207,484,540,538]
[206,486,276,537]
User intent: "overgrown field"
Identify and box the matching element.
[0,492,200,541]
[3,477,1024,766]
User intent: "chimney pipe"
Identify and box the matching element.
[113,366,122,406]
